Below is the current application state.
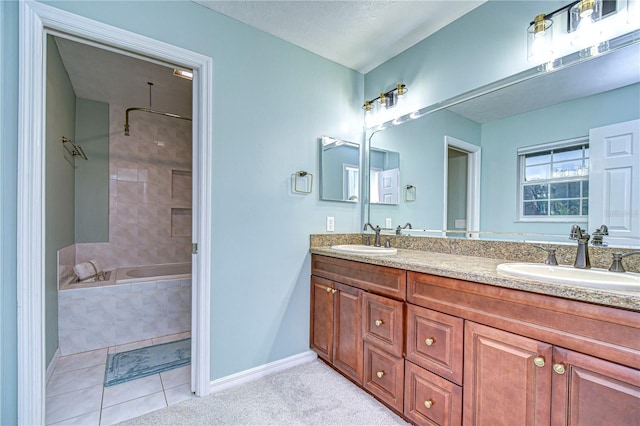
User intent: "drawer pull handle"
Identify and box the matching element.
[553,363,566,375]
[326,287,332,293]
[331,289,337,294]
[376,371,385,379]
[375,319,384,327]
[424,399,433,409]
[533,356,545,368]
[425,338,435,346]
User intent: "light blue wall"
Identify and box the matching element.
[480,83,640,237]
[75,98,110,243]
[0,1,18,423]
[46,34,77,365]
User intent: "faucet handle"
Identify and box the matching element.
[533,245,559,266]
[609,251,640,273]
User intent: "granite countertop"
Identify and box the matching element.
[310,247,640,312]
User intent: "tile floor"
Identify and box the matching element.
[46,332,193,425]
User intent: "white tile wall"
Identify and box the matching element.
[76,103,192,271]
[58,279,191,355]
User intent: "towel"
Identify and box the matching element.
[74,259,105,282]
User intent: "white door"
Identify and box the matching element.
[377,168,400,204]
[589,119,640,247]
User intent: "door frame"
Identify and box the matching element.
[443,136,481,238]
[18,2,213,424]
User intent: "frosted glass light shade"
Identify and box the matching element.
[527,14,553,62]
[570,0,603,47]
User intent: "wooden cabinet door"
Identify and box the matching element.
[463,322,552,426]
[310,275,334,362]
[333,282,363,384]
[551,347,640,426]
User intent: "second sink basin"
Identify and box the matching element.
[497,263,640,291]
[331,244,397,256]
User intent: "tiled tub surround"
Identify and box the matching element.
[75,103,193,271]
[309,234,640,311]
[59,275,191,355]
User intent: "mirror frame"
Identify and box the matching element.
[362,29,640,241]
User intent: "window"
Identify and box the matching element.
[518,139,589,220]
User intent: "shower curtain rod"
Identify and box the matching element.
[124,107,192,136]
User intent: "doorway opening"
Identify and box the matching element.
[18,2,212,424]
[443,136,481,238]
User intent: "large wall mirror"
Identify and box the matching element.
[366,31,640,248]
[319,136,360,202]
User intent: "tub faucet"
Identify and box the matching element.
[569,225,591,269]
[364,223,382,247]
[395,223,413,236]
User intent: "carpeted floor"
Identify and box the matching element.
[117,359,408,425]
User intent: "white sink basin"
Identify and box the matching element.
[331,244,398,256]
[497,263,640,291]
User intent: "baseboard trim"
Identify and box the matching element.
[209,350,317,393]
[46,348,61,385]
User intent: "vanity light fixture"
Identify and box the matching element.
[362,83,407,113]
[526,0,615,63]
[527,13,554,62]
[570,0,603,47]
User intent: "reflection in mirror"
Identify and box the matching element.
[365,33,640,248]
[319,136,360,202]
[370,148,400,205]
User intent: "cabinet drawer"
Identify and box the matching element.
[364,343,404,413]
[404,360,462,426]
[406,304,463,385]
[312,255,406,300]
[363,292,404,357]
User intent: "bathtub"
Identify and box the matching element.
[116,262,192,284]
[58,262,192,355]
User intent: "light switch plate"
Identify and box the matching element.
[385,218,392,228]
[326,216,335,232]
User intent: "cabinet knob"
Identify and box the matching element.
[331,289,337,294]
[424,399,433,409]
[425,338,435,346]
[376,371,385,379]
[533,356,546,368]
[553,363,566,375]
[326,287,332,293]
[375,319,384,327]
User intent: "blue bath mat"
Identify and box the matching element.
[104,338,190,386]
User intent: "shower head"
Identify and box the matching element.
[124,123,130,136]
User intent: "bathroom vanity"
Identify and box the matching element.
[309,249,640,426]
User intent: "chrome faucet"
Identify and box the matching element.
[363,223,382,247]
[569,225,591,269]
[608,251,640,273]
[591,224,609,246]
[395,222,413,236]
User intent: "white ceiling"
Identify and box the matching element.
[194,1,486,74]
